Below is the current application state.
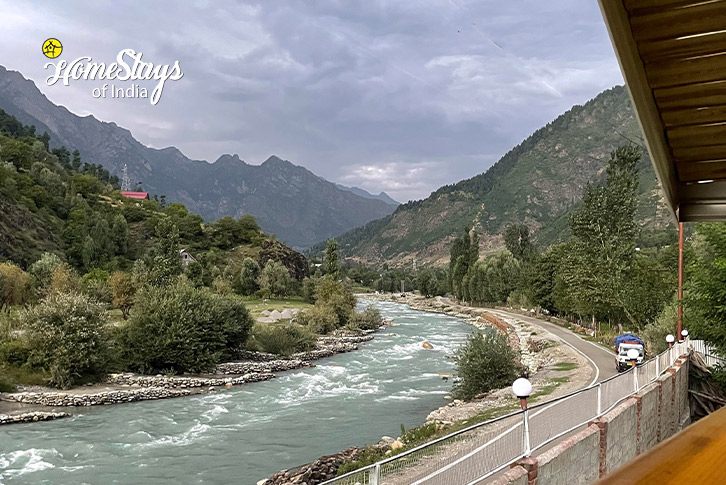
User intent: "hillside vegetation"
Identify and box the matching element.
[314,86,672,265]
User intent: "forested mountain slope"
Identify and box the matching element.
[318,86,671,265]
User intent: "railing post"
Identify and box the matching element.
[656,355,659,376]
[370,463,380,485]
[523,409,531,457]
[597,382,602,415]
[633,365,639,393]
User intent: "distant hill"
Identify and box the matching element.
[0,65,396,248]
[335,184,399,206]
[314,86,672,265]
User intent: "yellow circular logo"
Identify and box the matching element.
[42,38,62,58]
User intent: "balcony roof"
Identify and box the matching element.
[599,0,726,221]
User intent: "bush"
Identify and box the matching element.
[21,293,109,389]
[314,277,356,327]
[28,252,64,291]
[49,264,81,295]
[350,305,383,331]
[119,283,253,374]
[296,305,339,334]
[246,323,316,356]
[82,269,111,304]
[0,262,34,307]
[452,331,525,400]
[0,340,30,366]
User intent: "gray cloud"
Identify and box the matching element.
[0,0,622,202]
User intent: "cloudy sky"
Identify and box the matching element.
[0,0,623,202]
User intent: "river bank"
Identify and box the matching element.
[0,299,474,484]
[0,333,377,422]
[262,294,593,484]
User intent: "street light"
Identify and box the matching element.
[666,334,675,349]
[627,348,639,367]
[512,377,532,410]
[512,377,533,456]
[681,329,689,340]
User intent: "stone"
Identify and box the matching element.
[422,341,434,349]
[269,310,283,320]
[391,439,405,451]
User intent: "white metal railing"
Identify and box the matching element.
[690,339,726,367]
[323,341,689,485]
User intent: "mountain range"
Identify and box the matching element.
[313,86,673,266]
[0,65,396,248]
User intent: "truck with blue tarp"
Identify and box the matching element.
[614,334,645,372]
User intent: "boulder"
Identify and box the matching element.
[422,341,434,349]
[280,309,295,319]
[269,310,283,321]
[261,310,272,316]
[391,439,405,451]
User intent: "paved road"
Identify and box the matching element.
[489,308,619,384]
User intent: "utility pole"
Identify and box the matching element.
[677,222,684,337]
[121,164,131,191]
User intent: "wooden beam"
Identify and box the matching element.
[668,123,726,148]
[676,160,726,181]
[672,143,726,162]
[655,80,726,110]
[645,52,726,89]
[599,0,679,221]
[661,104,726,128]
[638,30,726,63]
[630,2,726,43]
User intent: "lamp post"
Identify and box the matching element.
[666,334,675,349]
[681,329,689,342]
[512,378,533,456]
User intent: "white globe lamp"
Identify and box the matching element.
[512,377,532,410]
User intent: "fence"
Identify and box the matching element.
[690,339,726,367]
[323,341,689,485]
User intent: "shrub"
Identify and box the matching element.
[0,262,34,307]
[314,277,356,327]
[350,305,383,331]
[49,264,82,295]
[119,283,253,374]
[82,269,111,304]
[246,323,316,356]
[452,331,526,400]
[0,340,30,366]
[28,252,64,291]
[296,305,339,334]
[22,292,109,389]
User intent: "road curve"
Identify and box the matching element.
[488,308,619,384]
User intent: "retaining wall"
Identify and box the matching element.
[498,353,691,485]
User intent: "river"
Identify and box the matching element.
[0,299,474,484]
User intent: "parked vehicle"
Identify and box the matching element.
[614,334,645,372]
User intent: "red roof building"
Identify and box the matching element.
[121,191,150,200]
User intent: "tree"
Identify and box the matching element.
[560,145,641,327]
[453,331,526,400]
[416,268,440,297]
[237,257,260,296]
[0,262,34,307]
[324,239,339,278]
[28,252,64,291]
[109,271,137,319]
[119,283,253,373]
[71,149,82,171]
[22,293,108,388]
[504,224,534,261]
[258,260,293,297]
[687,223,726,353]
[148,218,182,286]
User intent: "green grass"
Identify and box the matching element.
[0,364,49,389]
[238,297,312,319]
[552,362,578,371]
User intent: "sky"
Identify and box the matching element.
[0,0,623,203]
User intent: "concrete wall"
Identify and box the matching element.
[635,382,659,453]
[535,425,600,485]
[658,372,675,440]
[498,353,691,485]
[599,399,638,475]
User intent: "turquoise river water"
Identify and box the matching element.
[0,299,474,484]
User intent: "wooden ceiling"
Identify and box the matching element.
[600,0,726,221]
